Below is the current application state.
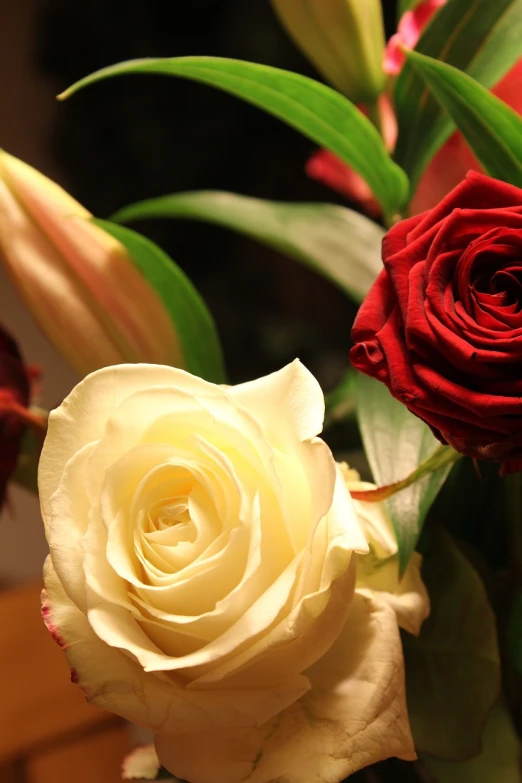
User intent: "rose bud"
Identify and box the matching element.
[0,324,30,507]
[270,0,386,104]
[0,151,182,377]
[39,360,417,783]
[351,172,522,474]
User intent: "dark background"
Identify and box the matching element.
[34,0,399,388]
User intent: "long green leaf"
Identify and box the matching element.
[355,372,452,572]
[394,0,522,191]
[112,192,384,304]
[406,50,522,187]
[60,57,409,216]
[96,220,226,384]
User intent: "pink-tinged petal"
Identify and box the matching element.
[305,95,397,218]
[0,152,183,376]
[384,0,447,76]
[306,149,382,218]
[156,593,415,783]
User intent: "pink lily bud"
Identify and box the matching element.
[0,151,182,377]
[271,0,386,103]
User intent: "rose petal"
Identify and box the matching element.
[43,557,311,731]
[39,364,213,522]
[155,593,416,783]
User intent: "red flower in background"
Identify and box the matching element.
[0,325,32,506]
[307,0,522,217]
[350,173,522,473]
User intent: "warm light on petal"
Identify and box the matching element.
[41,363,416,779]
[345,473,430,636]
[156,594,416,783]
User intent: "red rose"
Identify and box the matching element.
[350,172,522,473]
[0,324,30,505]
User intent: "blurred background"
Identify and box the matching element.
[0,1,398,780]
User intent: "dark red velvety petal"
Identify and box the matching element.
[0,325,30,507]
[351,172,522,468]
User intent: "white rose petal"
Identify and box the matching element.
[40,360,418,783]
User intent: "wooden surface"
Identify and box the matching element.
[0,581,132,781]
[27,724,131,783]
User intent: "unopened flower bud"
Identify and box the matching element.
[0,151,182,377]
[271,0,386,103]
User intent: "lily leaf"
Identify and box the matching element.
[61,56,409,217]
[394,0,522,191]
[112,192,384,304]
[355,372,453,572]
[404,530,501,761]
[405,49,522,188]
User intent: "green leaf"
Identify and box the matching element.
[95,220,226,384]
[112,192,384,304]
[421,699,522,782]
[394,0,522,191]
[405,49,522,188]
[60,57,409,217]
[403,530,501,761]
[355,372,453,572]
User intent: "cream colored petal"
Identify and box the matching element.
[192,542,356,688]
[47,442,97,610]
[155,593,416,783]
[231,361,337,538]
[43,557,311,732]
[349,484,398,559]
[357,552,430,637]
[185,472,362,685]
[39,363,215,521]
[121,745,165,781]
[230,359,325,443]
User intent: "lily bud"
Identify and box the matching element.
[270,0,386,103]
[0,151,183,377]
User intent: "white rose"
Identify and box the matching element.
[39,361,416,783]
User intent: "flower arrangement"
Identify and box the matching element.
[2,0,522,781]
